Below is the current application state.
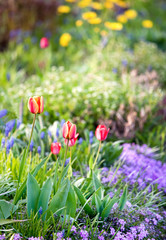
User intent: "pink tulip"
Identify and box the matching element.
[95,125,109,141]
[62,121,76,140]
[28,96,44,114]
[40,37,49,49]
[65,133,79,147]
[51,142,61,155]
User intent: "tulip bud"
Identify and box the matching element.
[62,121,76,140]
[95,125,109,141]
[51,142,61,155]
[65,133,79,147]
[40,37,49,49]
[28,96,44,114]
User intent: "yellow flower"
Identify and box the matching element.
[116,14,127,23]
[65,0,76,2]
[116,0,128,8]
[88,17,102,24]
[78,0,91,8]
[82,11,97,20]
[59,33,72,47]
[57,5,71,14]
[142,20,153,28]
[76,20,83,27]
[104,1,113,9]
[124,9,137,19]
[94,27,100,33]
[100,30,108,36]
[104,21,123,31]
[91,2,103,10]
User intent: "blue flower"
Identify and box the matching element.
[38,206,43,215]
[53,138,57,143]
[56,112,60,117]
[65,158,70,167]
[56,128,59,138]
[6,73,11,81]
[6,140,10,154]
[1,138,5,148]
[61,119,65,127]
[89,137,93,145]
[17,119,21,129]
[44,111,49,116]
[112,68,118,74]
[78,137,83,145]
[10,137,15,148]
[47,130,52,137]
[40,131,45,140]
[0,109,7,118]
[122,59,128,66]
[30,140,34,152]
[5,119,16,136]
[89,131,93,138]
[37,146,41,154]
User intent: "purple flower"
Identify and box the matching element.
[53,138,57,143]
[6,73,11,81]
[78,137,83,145]
[112,68,117,74]
[38,206,43,215]
[98,236,105,240]
[40,132,45,140]
[0,234,5,240]
[37,146,41,154]
[71,226,77,233]
[30,140,34,152]
[1,138,5,148]
[5,119,15,137]
[44,111,49,116]
[13,233,22,240]
[9,137,15,148]
[65,158,70,167]
[61,119,65,127]
[56,128,59,138]
[6,140,10,154]
[110,227,115,235]
[17,119,21,129]
[102,143,166,193]
[47,130,52,138]
[80,230,89,239]
[0,109,7,118]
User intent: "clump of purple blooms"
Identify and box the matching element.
[101,143,166,193]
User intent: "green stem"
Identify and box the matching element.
[28,114,36,152]
[58,140,69,187]
[93,141,102,169]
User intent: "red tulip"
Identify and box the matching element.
[65,133,79,147]
[28,96,44,114]
[40,37,49,49]
[62,121,76,140]
[95,125,109,141]
[51,142,61,155]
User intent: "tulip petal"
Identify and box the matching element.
[39,96,44,113]
[28,97,39,114]
[69,124,76,139]
[62,122,69,139]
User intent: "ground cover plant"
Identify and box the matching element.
[0,97,166,239]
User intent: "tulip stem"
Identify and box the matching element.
[93,141,102,169]
[28,114,36,151]
[58,140,69,187]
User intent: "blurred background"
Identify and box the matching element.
[0,0,166,158]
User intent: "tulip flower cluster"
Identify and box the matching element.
[28,96,110,161]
